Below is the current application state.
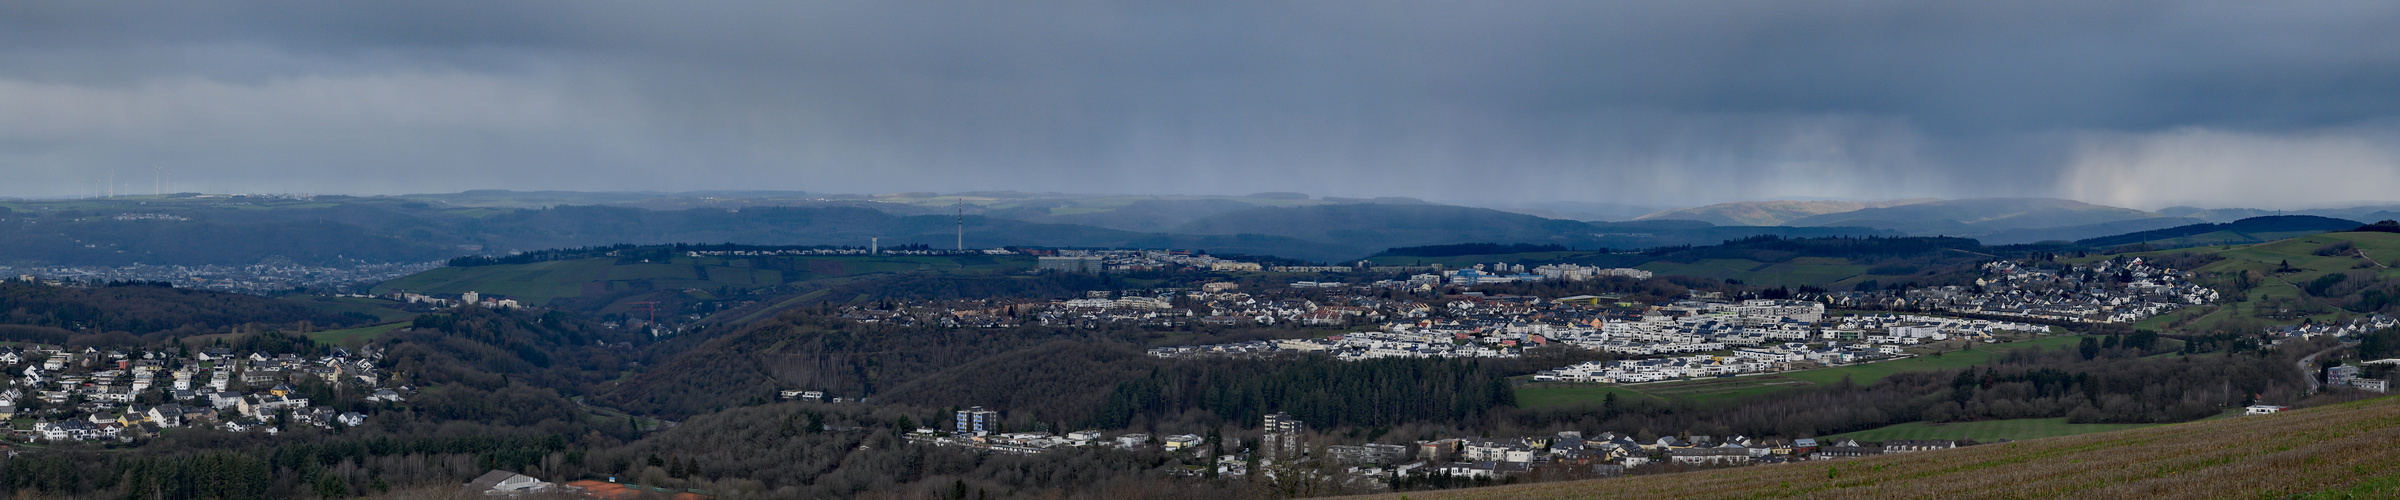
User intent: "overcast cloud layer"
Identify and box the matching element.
[4,1,2399,209]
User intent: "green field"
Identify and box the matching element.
[1517,335,2093,407]
[1513,385,1652,408]
[307,322,407,348]
[1819,417,2160,443]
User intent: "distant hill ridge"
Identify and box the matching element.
[1634,199,1937,226]
[1784,197,2169,236]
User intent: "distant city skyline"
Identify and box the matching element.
[5,2,2400,209]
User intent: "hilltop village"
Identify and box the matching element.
[1830,258,2218,323]
[0,344,402,443]
[789,255,2276,486]
[840,255,2208,387]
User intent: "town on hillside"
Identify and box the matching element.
[0,343,406,443]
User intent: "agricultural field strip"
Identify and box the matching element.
[1351,396,2400,499]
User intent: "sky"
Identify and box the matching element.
[4,1,2399,209]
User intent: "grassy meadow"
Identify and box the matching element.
[1517,335,2093,407]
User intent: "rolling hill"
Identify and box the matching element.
[1786,198,2170,237]
[986,198,1269,232]
[2102,231,2400,335]
[1969,216,2205,245]
[1172,204,1604,251]
[1634,199,1936,226]
[371,252,1037,318]
[2076,215,2363,248]
[1355,395,2400,500]
[1367,235,1990,289]
[1175,204,1905,261]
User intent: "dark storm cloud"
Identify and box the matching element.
[4,1,2398,208]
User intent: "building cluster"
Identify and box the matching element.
[1154,294,2051,386]
[1213,414,1972,484]
[2326,365,2392,393]
[684,248,1014,258]
[1030,250,1267,273]
[2,260,442,295]
[1021,285,1441,330]
[882,404,2004,488]
[4,345,401,442]
[2265,315,2398,339]
[904,406,1209,456]
[1424,263,1652,287]
[466,470,716,499]
[1028,250,1453,275]
[1828,258,2217,324]
[1374,430,1961,480]
[385,290,523,309]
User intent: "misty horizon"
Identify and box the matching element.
[7,2,2400,209]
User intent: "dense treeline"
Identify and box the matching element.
[878,342,1609,434]
[0,281,369,341]
[815,272,1125,303]
[1090,356,1519,431]
[601,313,1128,417]
[2074,216,2362,248]
[2361,327,2400,360]
[1376,243,1573,257]
[447,244,641,267]
[607,300,1598,426]
[1644,235,1987,262]
[588,402,1245,499]
[0,431,594,500]
[6,451,272,499]
[447,243,868,267]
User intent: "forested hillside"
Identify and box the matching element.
[598,313,1157,418]
[0,289,644,499]
[384,308,654,395]
[0,281,372,343]
[877,343,1601,433]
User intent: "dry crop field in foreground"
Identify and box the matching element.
[1355,395,2400,499]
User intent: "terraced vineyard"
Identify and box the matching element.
[1359,395,2400,499]
[1819,417,2167,443]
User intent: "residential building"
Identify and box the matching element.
[954,406,1001,436]
[1261,412,1306,462]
